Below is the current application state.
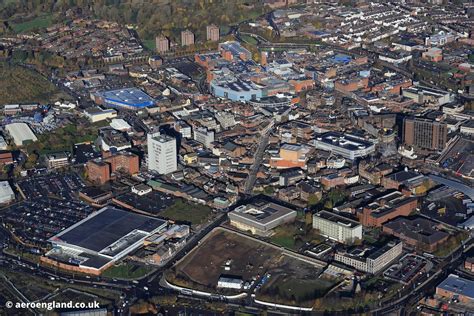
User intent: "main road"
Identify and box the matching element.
[243,122,274,194]
[372,237,473,315]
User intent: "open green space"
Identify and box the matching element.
[159,199,213,225]
[142,39,156,51]
[433,231,469,257]
[272,278,334,303]
[271,233,296,249]
[10,14,53,33]
[0,61,67,105]
[0,1,269,44]
[102,262,154,280]
[220,25,230,36]
[270,222,324,251]
[241,34,258,45]
[24,121,108,155]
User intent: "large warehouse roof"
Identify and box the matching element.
[51,206,167,254]
[5,123,37,146]
[97,88,155,108]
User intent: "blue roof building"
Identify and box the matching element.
[94,88,155,110]
[332,54,352,64]
[436,274,474,303]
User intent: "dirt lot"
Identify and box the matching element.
[169,229,282,291]
[167,228,335,308]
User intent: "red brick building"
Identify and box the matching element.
[465,257,474,273]
[105,151,139,175]
[357,191,418,227]
[86,160,110,185]
[87,152,139,184]
[0,151,13,165]
[382,217,448,252]
[335,77,369,93]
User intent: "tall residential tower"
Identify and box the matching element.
[147,132,177,174]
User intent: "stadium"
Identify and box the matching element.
[92,88,156,110]
[45,206,167,273]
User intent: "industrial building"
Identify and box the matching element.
[0,181,15,204]
[228,201,297,236]
[210,77,263,102]
[0,136,7,150]
[5,123,38,146]
[92,88,156,110]
[84,107,117,123]
[313,210,362,244]
[402,85,453,106]
[217,275,243,290]
[46,206,167,273]
[313,132,376,160]
[147,132,177,175]
[436,274,474,304]
[219,41,252,61]
[382,217,449,252]
[110,118,132,132]
[334,240,403,274]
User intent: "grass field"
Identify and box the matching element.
[11,14,53,33]
[263,277,334,304]
[102,262,154,280]
[159,199,213,225]
[270,223,324,251]
[0,61,68,105]
[241,34,258,45]
[220,26,230,36]
[270,233,295,249]
[142,39,156,51]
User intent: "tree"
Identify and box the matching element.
[24,153,38,169]
[150,294,177,306]
[305,211,313,226]
[263,186,274,195]
[307,194,320,206]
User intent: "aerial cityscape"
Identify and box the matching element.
[0,0,473,315]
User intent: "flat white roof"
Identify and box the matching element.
[0,181,14,201]
[110,118,131,131]
[5,123,37,146]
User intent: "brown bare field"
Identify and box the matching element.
[166,228,338,307]
[169,229,282,291]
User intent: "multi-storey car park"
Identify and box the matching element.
[312,132,377,160]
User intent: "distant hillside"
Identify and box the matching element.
[0,62,69,105]
[0,0,268,42]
